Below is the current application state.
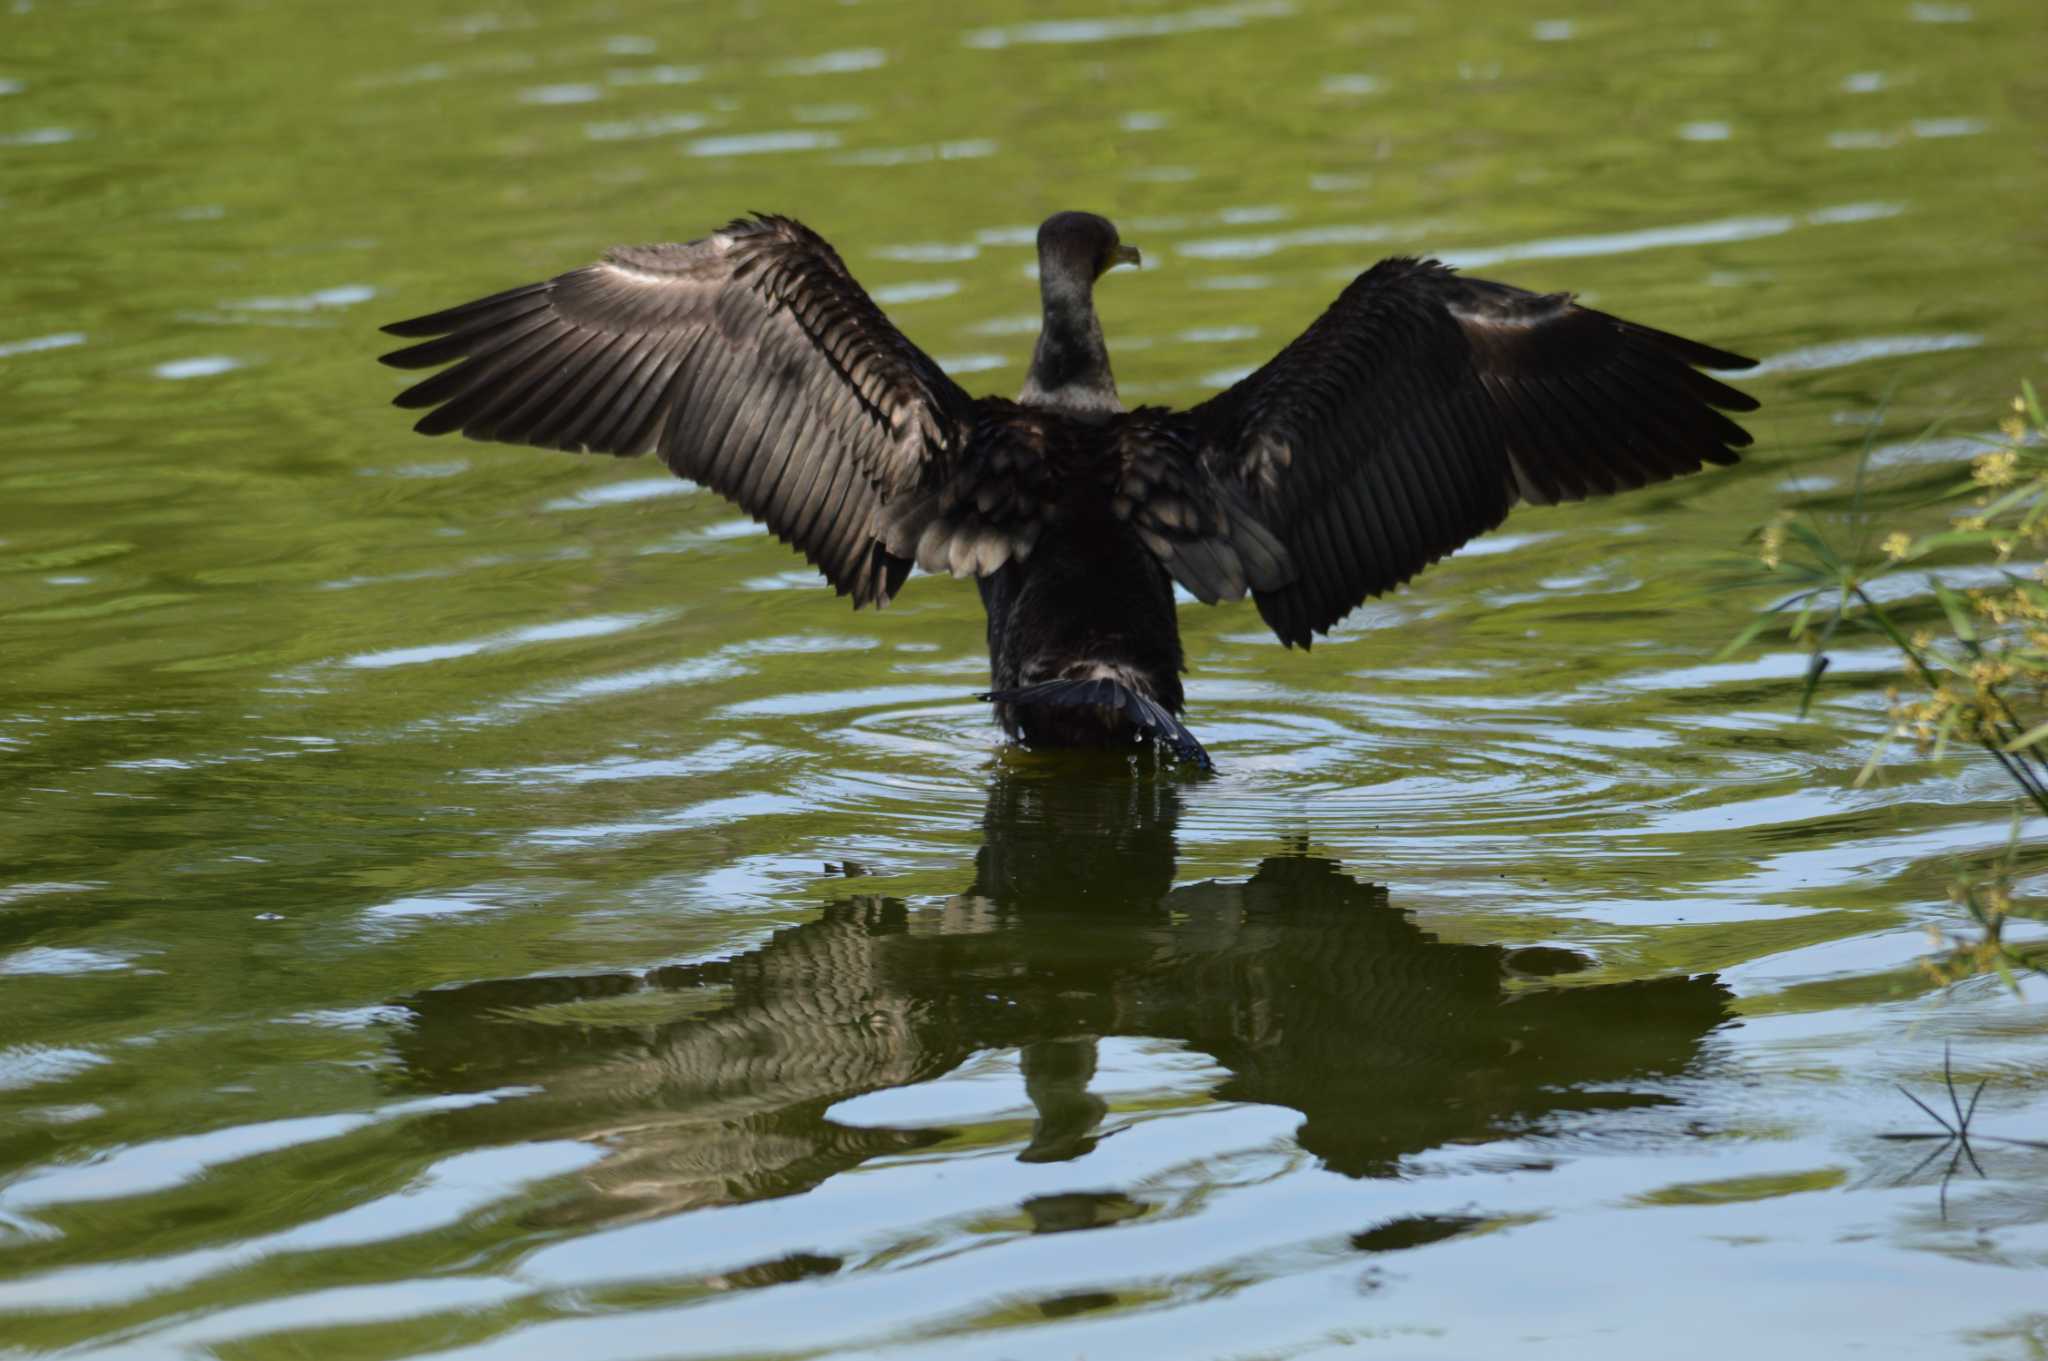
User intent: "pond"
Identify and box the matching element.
[4,0,2047,1356]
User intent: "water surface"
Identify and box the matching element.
[4,0,2048,1356]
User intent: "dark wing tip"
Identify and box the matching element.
[1685,367,1762,414]
[1680,342,1759,374]
[1620,320,1758,374]
[376,281,555,341]
[377,336,447,369]
[1687,339,1759,372]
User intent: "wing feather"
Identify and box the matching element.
[1105,411,1296,605]
[605,344,687,456]
[393,318,559,421]
[378,282,552,338]
[527,331,637,449]
[1186,257,1754,646]
[379,215,974,606]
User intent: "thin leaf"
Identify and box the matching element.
[1908,529,1999,553]
[1972,482,2038,521]
[1799,653,1832,717]
[1852,730,1894,789]
[1931,580,1979,645]
[1715,612,1776,662]
[1787,520,1845,573]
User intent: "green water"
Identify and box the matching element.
[5,0,2048,1355]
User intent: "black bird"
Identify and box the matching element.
[379,210,1756,768]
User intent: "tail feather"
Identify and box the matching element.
[980,678,1214,771]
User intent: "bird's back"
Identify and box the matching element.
[975,414,1190,753]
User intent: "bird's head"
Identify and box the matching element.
[1037,211,1141,289]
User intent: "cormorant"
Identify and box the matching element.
[379,210,1756,769]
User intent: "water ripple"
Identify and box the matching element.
[0,1045,109,1092]
[153,356,244,380]
[584,112,711,141]
[1440,202,1902,271]
[1175,222,1395,261]
[876,241,981,264]
[872,280,961,305]
[0,1137,590,1313]
[543,477,694,511]
[1748,333,1982,377]
[0,127,77,146]
[964,1,1294,48]
[225,284,375,312]
[0,947,130,977]
[834,138,996,167]
[342,611,672,671]
[518,83,604,106]
[934,353,1009,374]
[0,331,85,359]
[0,1092,530,1223]
[605,64,704,87]
[688,130,839,157]
[775,48,887,76]
[1320,73,1383,95]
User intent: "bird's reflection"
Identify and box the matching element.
[393,770,1731,1223]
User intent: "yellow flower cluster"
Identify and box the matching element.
[1752,384,2045,767]
[1756,382,2048,989]
[1758,515,1788,571]
[1973,447,2020,488]
[1922,880,2022,989]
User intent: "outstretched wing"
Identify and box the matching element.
[378,215,975,607]
[1185,257,1757,647]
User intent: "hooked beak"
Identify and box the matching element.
[1110,243,1142,272]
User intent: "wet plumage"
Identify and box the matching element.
[379,210,1756,768]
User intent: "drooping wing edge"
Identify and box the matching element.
[379,215,977,607]
[1182,257,1757,647]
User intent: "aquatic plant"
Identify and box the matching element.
[1736,382,2048,987]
